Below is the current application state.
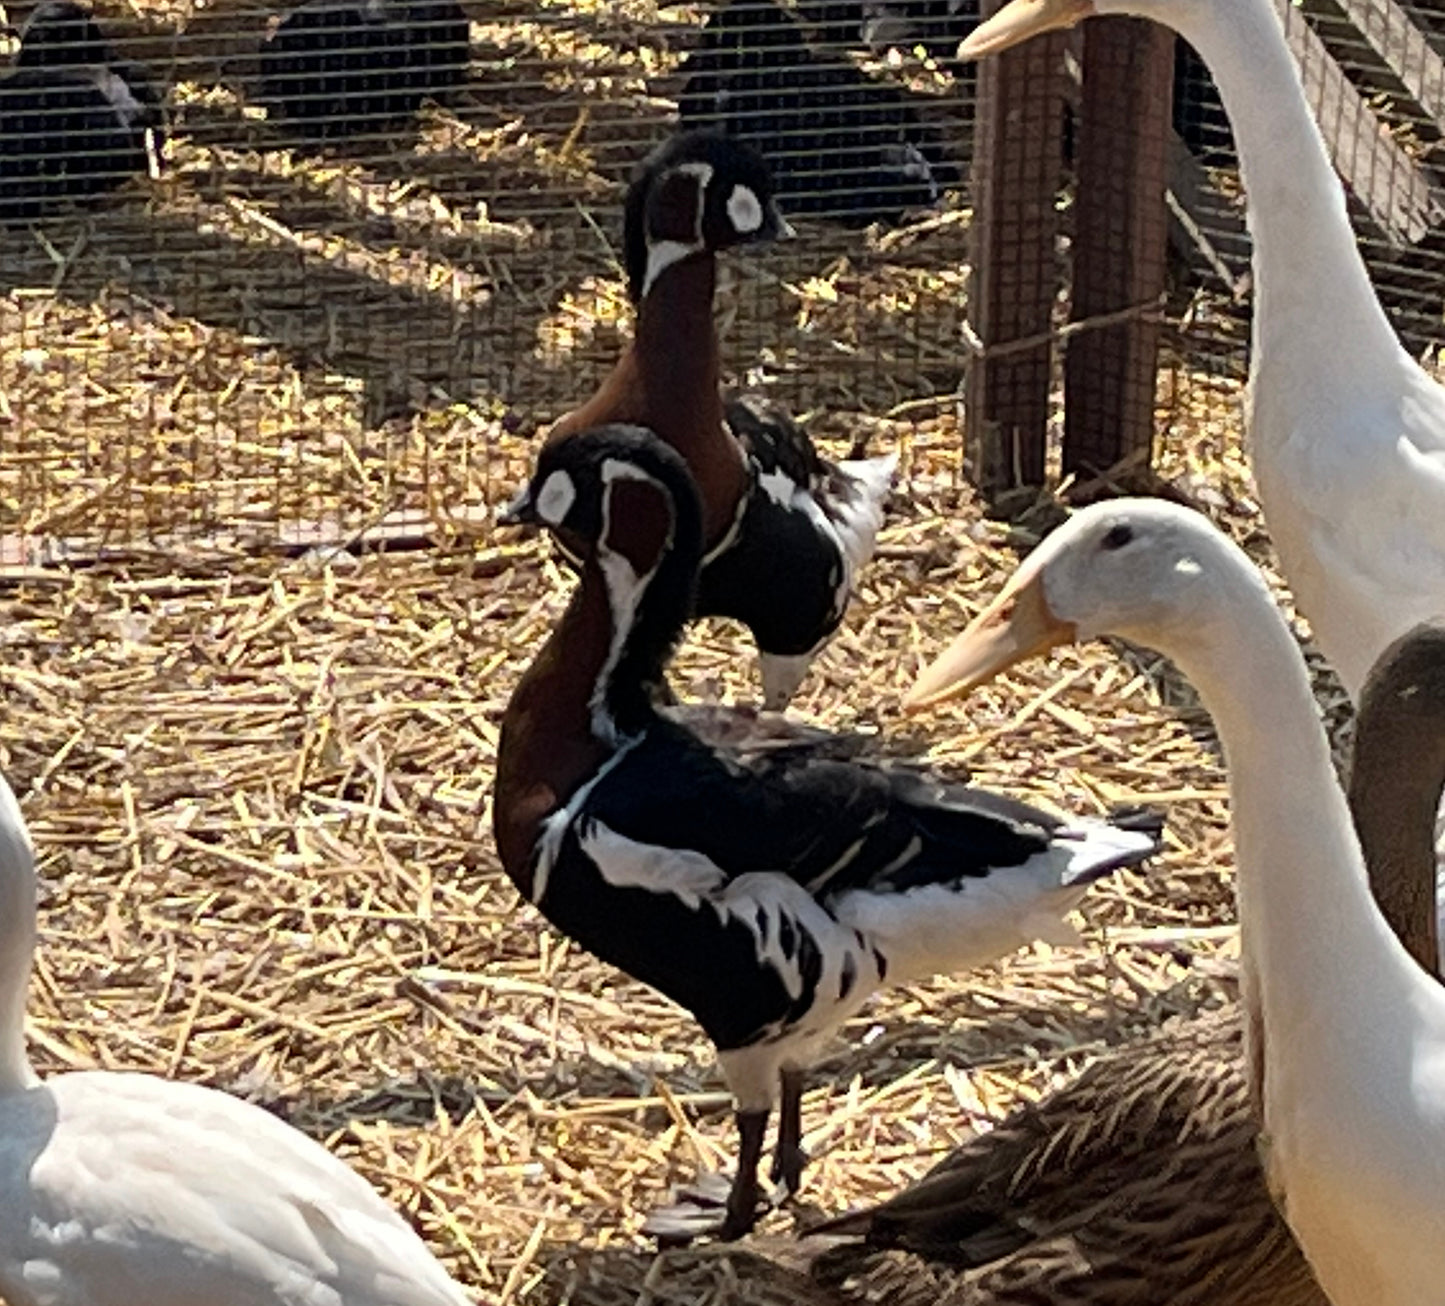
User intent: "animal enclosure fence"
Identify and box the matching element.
[0,0,1442,559]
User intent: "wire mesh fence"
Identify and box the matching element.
[0,0,1441,558]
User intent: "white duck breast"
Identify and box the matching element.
[906,498,1445,1306]
[0,773,473,1306]
[1,1075,472,1306]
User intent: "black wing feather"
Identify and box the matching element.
[584,719,1056,902]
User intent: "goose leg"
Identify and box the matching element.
[770,1067,807,1195]
[719,1107,768,1240]
[643,1108,771,1244]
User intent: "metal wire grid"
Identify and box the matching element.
[1163,0,1445,463]
[0,0,978,555]
[0,0,1441,554]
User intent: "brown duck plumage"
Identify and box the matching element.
[809,1007,1325,1305]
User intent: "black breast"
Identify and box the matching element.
[695,484,844,656]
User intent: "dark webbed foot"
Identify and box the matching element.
[642,1108,771,1245]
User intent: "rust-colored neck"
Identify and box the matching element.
[634,254,747,544]
[493,575,614,894]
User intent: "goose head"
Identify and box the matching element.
[905,499,1246,709]
[500,425,705,732]
[624,131,793,302]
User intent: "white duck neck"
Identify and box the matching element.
[0,777,38,1093]
[1169,0,1402,380]
[1165,578,1427,1062]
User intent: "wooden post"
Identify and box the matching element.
[1064,17,1173,482]
[965,4,1070,499]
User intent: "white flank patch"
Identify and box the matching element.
[535,470,576,526]
[531,741,640,905]
[756,454,895,616]
[579,821,882,1009]
[578,817,727,906]
[727,184,764,234]
[754,464,854,617]
[832,453,898,577]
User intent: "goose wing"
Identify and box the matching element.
[584,720,1160,907]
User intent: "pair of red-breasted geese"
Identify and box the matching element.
[490,123,1175,1242]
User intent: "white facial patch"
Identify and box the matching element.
[641,161,716,297]
[727,184,764,234]
[642,239,701,297]
[535,469,577,526]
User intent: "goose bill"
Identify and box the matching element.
[496,483,536,527]
[957,0,1095,60]
[904,572,1075,710]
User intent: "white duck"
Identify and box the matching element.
[904,498,1445,1306]
[0,776,474,1306]
[958,0,1445,705]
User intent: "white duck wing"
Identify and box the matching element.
[0,1072,471,1306]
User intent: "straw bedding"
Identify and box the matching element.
[0,0,1367,1302]
[0,404,1356,1305]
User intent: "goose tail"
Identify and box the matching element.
[1057,805,1165,888]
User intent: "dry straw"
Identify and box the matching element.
[0,0,1358,1300]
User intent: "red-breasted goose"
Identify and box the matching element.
[539,131,897,709]
[494,424,1162,1242]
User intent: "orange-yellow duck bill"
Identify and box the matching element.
[903,569,1078,711]
[957,0,1096,60]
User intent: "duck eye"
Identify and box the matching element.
[1101,523,1134,551]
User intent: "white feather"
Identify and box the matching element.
[579,819,882,1010]
[830,819,1153,984]
[0,779,473,1306]
[831,453,897,582]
